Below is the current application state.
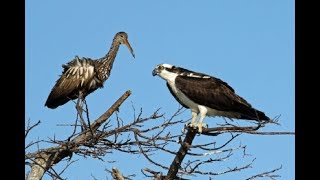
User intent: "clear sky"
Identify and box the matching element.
[26,1,294,179]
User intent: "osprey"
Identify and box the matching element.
[152,64,270,133]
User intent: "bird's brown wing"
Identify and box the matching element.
[175,75,270,120]
[175,76,252,112]
[45,58,96,109]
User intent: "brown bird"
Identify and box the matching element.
[45,32,135,109]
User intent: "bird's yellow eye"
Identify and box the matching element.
[159,65,164,70]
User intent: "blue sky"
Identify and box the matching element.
[26,1,294,179]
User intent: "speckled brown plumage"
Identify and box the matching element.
[45,32,135,109]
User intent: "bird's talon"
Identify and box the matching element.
[191,123,207,134]
[201,123,208,128]
[188,123,197,128]
[181,127,186,133]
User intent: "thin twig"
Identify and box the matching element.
[246,165,282,180]
[25,120,41,138]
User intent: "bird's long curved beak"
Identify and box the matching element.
[123,39,135,58]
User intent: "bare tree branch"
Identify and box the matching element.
[25,119,41,138]
[26,91,294,180]
[111,167,125,180]
[246,165,282,180]
[164,129,197,180]
[26,90,132,180]
[202,125,295,135]
[151,120,294,179]
[106,167,135,180]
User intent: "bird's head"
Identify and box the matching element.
[152,64,179,81]
[114,32,135,58]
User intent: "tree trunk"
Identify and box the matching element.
[164,129,197,180]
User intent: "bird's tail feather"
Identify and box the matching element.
[45,93,73,109]
[239,108,270,122]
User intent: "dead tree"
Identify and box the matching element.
[25,90,294,179]
[133,116,293,179]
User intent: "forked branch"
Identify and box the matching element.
[26,90,132,180]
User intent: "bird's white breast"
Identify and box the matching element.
[159,71,200,112]
[168,80,200,112]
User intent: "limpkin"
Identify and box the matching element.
[45,32,135,109]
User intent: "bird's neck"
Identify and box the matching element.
[96,41,121,81]
[100,41,121,63]
[159,71,178,84]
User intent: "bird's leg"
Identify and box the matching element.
[187,111,198,128]
[197,114,206,134]
[83,98,95,136]
[195,106,208,133]
[76,91,87,131]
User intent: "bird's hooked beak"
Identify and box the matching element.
[152,67,160,76]
[123,39,135,58]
